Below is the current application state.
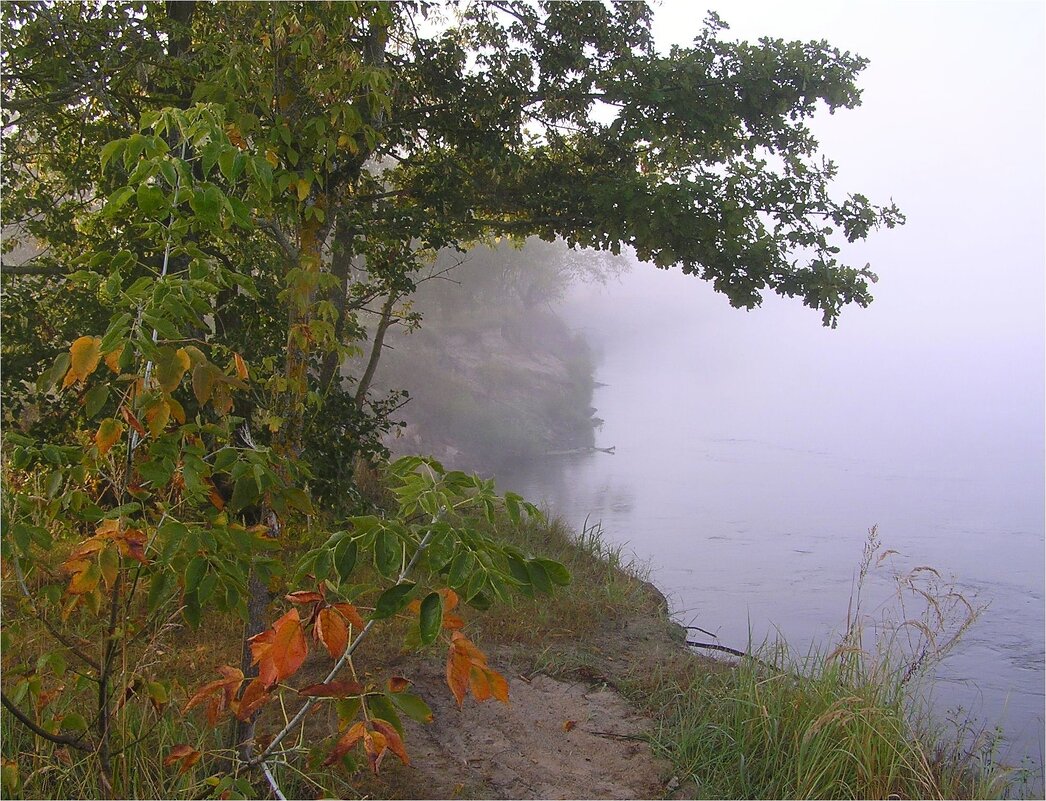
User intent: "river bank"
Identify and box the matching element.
[336,514,1013,800]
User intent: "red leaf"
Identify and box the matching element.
[249,609,308,688]
[297,680,364,698]
[387,676,411,694]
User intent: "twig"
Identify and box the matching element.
[261,761,288,801]
[686,640,784,674]
[1,692,93,751]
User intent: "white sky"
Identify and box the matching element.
[645,0,1045,346]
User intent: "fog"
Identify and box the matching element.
[497,0,1044,779]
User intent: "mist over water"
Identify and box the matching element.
[496,263,1044,780]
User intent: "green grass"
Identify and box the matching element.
[649,639,1012,799]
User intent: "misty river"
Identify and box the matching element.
[495,267,1045,787]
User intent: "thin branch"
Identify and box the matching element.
[262,761,288,801]
[0,260,67,277]
[254,218,299,261]
[1,692,93,752]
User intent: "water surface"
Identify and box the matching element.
[497,267,1045,785]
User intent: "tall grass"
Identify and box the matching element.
[652,526,1015,799]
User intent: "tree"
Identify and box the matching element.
[1,1,903,794]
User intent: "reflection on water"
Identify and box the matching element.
[494,269,1045,786]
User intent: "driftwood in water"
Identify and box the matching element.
[544,445,616,456]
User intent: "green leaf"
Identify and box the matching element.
[147,570,173,613]
[184,556,207,594]
[374,529,399,578]
[103,186,135,217]
[371,582,416,620]
[526,560,552,594]
[447,550,473,589]
[282,486,314,515]
[229,475,259,513]
[390,691,433,724]
[418,592,442,646]
[83,383,109,418]
[366,694,404,736]
[136,183,166,216]
[334,537,357,582]
[536,558,571,586]
[61,712,89,732]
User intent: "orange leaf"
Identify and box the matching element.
[443,613,465,631]
[205,479,225,510]
[563,720,576,732]
[63,336,101,388]
[297,680,364,698]
[249,609,307,688]
[446,645,471,707]
[232,677,270,721]
[323,720,366,766]
[370,719,409,766]
[121,406,147,438]
[95,418,123,455]
[485,667,509,704]
[387,676,411,694]
[314,606,348,659]
[468,665,491,701]
[440,588,460,611]
[363,729,388,774]
[163,744,201,775]
[331,602,365,629]
[183,666,243,725]
[232,352,249,380]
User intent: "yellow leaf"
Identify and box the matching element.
[99,546,119,589]
[104,347,123,374]
[265,149,279,167]
[232,352,249,381]
[64,336,102,388]
[154,347,191,393]
[95,418,124,455]
[167,395,186,425]
[144,398,171,437]
[296,178,310,201]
